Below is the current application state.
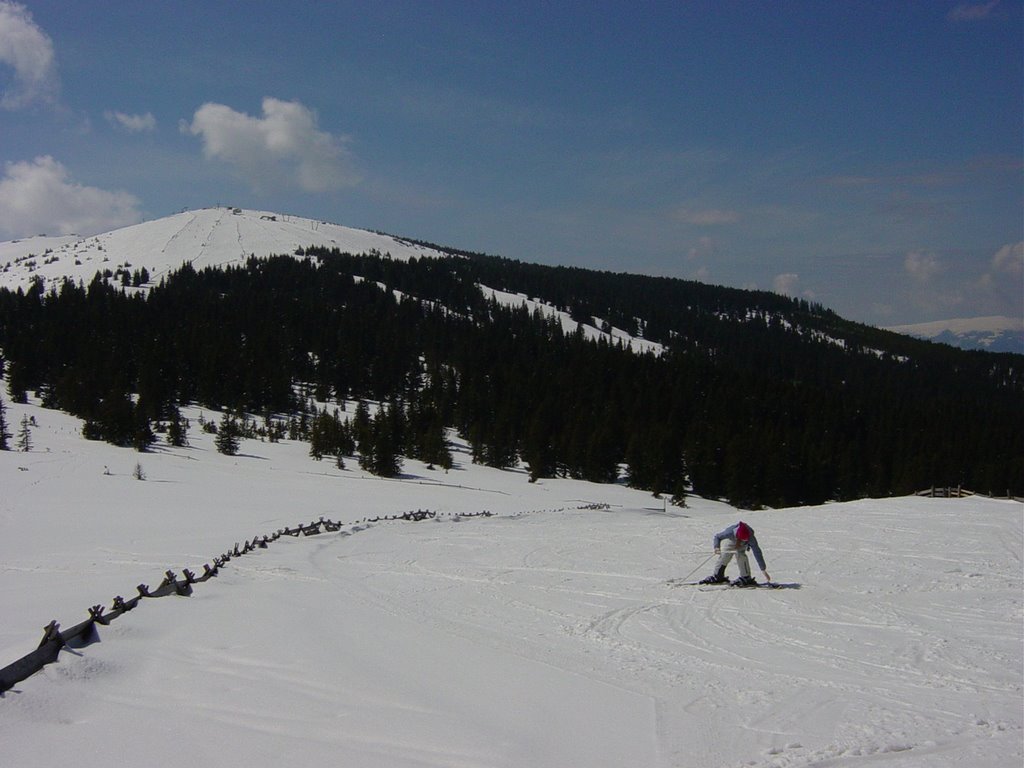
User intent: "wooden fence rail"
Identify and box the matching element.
[916,487,1024,502]
[0,508,496,694]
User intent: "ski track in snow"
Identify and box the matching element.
[0,396,1021,767]
[275,503,1021,767]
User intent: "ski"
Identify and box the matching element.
[697,583,777,591]
[701,582,800,591]
[668,578,795,590]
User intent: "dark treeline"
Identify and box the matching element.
[0,250,1020,507]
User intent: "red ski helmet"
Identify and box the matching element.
[735,522,751,541]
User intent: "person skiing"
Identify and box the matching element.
[700,521,771,586]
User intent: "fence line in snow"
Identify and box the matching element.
[0,508,497,694]
[915,486,1024,502]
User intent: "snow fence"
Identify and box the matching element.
[0,508,495,694]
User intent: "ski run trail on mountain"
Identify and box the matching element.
[0,395,1021,767]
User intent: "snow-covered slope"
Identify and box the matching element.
[0,206,664,356]
[887,316,1024,354]
[1,391,1020,767]
[481,284,665,355]
[0,207,448,294]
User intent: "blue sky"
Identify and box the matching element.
[1,1,1021,326]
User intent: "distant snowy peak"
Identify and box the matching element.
[887,316,1024,354]
[0,206,663,357]
[0,206,449,294]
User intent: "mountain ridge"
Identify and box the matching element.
[887,316,1024,354]
[1,206,1020,506]
[4,205,1017,356]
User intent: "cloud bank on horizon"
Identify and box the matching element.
[0,155,142,236]
[0,0,1020,327]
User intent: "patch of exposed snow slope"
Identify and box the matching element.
[481,284,664,355]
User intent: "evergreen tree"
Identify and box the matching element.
[81,391,138,447]
[214,413,241,456]
[16,414,32,452]
[6,359,29,404]
[353,400,372,452]
[310,407,355,462]
[357,441,373,473]
[129,397,156,452]
[358,404,403,477]
[371,409,403,478]
[419,415,452,471]
[523,410,557,482]
[263,412,285,443]
[0,397,9,450]
[309,414,325,460]
[133,416,155,452]
[167,407,190,447]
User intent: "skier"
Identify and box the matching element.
[699,521,771,586]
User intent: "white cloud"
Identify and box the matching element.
[0,1,57,109]
[686,235,718,261]
[184,97,359,193]
[904,250,942,283]
[948,1,1000,21]
[989,241,1023,278]
[105,110,156,132]
[671,206,740,226]
[772,273,817,302]
[0,156,142,237]
[773,273,801,297]
[973,241,1024,316]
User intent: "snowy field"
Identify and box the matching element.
[1,394,1021,767]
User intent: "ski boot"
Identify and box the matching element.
[699,567,727,585]
[731,575,757,587]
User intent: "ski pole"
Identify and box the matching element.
[678,553,715,583]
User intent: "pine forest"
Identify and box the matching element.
[0,249,1020,508]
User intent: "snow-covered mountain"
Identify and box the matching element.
[0,206,449,295]
[5,207,1020,359]
[887,316,1024,354]
[0,206,663,356]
